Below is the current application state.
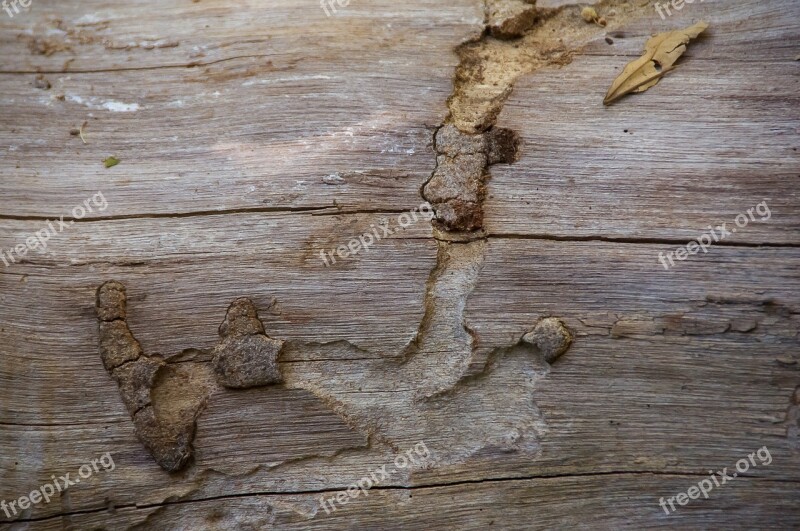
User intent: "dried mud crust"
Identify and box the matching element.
[422,125,520,232]
[522,317,573,363]
[95,278,576,472]
[427,0,644,232]
[212,299,284,389]
[92,0,650,473]
[95,282,284,471]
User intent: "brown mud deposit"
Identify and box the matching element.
[425,0,644,232]
[96,282,282,471]
[94,0,654,473]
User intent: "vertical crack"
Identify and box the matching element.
[91,0,649,472]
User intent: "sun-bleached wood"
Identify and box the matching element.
[1,0,798,528]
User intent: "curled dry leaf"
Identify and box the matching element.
[603,21,708,105]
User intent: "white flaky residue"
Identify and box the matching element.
[66,94,140,113]
[101,100,140,112]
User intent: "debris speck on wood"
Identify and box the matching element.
[103,156,120,168]
[604,21,708,105]
[323,173,345,185]
[33,75,51,90]
[522,317,573,364]
[580,6,606,26]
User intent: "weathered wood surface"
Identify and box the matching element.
[0,0,478,217]
[1,0,799,529]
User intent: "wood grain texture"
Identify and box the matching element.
[47,475,800,530]
[1,0,799,528]
[0,0,481,217]
[486,0,800,242]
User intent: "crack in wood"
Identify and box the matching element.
[423,0,646,232]
[86,0,750,504]
[95,266,574,473]
[96,282,284,472]
[13,468,800,526]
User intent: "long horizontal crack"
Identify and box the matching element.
[6,469,800,525]
[0,205,332,223]
[0,207,428,224]
[0,44,794,77]
[391,233,800,249]
[485,232,800,248]
[0,53,281,75]
[0,420,125,428]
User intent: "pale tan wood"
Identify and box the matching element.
[1,229,798,525]
[0,0,483,72]
[485,0,800,243]
[0,0,798,528]
[20,474,800,529]
[487,56,799,243]
[0,0,481,218]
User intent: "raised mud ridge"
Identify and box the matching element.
[95,0,654,472]
[96,282,283,471]
[424,0,643,233]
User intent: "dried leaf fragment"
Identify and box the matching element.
[604,21,708,105]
